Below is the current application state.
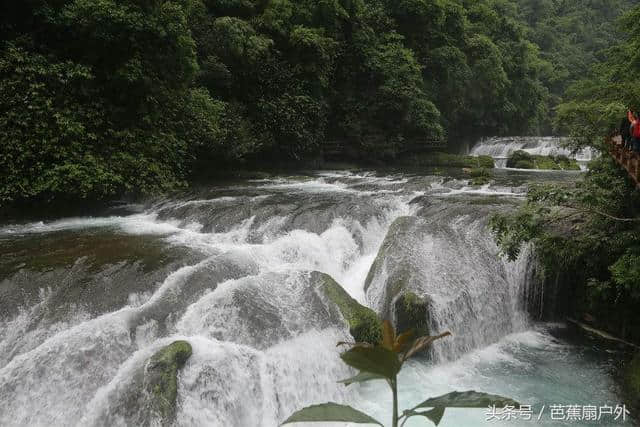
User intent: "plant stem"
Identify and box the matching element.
[391,378,398,427]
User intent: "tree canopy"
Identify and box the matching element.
[0,0,636,207]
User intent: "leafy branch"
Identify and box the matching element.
[282,320,518,427]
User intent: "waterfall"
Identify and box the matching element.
[470,136,595,170]
[364,205,537,363]
[0,171,549,426]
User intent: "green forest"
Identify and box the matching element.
[491,1,640,354]
[1,0,635,208]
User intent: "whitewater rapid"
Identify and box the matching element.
[0,162,626,426]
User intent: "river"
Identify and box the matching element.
[0,138,631,426]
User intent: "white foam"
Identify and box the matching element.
[470,136,596,171]
[176,330,354,427]
[429,181,526,198]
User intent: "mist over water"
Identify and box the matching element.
[0,141,629,426]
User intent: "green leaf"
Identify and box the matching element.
[281,403,383,425]
[340,346,401,380]
[422,407,446,425]
[404,407,446,426]
[338,371,386,386]
[402,332,451,361]
[414,390,519,410]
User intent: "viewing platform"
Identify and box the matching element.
[607,136,640,188]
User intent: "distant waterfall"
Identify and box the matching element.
[470,136,595,170]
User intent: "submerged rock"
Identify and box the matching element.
[176,270,379,349]
[144,340,193,423]
[0,231,203,322]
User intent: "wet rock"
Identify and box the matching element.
[145,340,193,424]
[364,210,535,361]
[128,251,258,334]
[319,272,381,344]
[0,231,203,321]
[363,216,420,320]
[177,270,378,349]
[394,292,431,337]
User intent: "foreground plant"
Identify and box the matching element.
[282,320,518,427]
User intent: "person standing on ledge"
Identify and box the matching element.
[621,110,632,149]
[628,109,640,153]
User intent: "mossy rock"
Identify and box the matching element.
[467,167,493,186]
[624,353,640,410]
[513,159,535,169]
[553,155,581,170]
[394,292,431,337]
[506,150,534,168]
[533,156,561,170]
[364,216,414,293]
[319,273,382,344]
[475,155,496,169]
[145,340,193,424]
[506,150,580,170]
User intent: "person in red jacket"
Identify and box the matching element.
[621,112,632,149]
[628,110,640,152]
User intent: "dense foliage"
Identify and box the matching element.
[491,3,640,342]
[0,0,231,206]
[0,0,635,207]
[516,0,636,131]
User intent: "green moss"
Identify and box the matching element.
[476,156,496,169]
[513,159,535,169]
[533,156,561,170]
[554,155,581,170]
[507,151,535,168]
[506,150,580,170]
[0,232,185,278]
[467,167,493,186]
[146,340,193,424]
[624,353,640,410]
[320,274,382,344]
[394,292,430,337]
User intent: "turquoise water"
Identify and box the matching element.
[357,325,633,427]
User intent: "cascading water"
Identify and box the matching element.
[364,210,536,362]
[0,170,627,426]
[471,136,595,170]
